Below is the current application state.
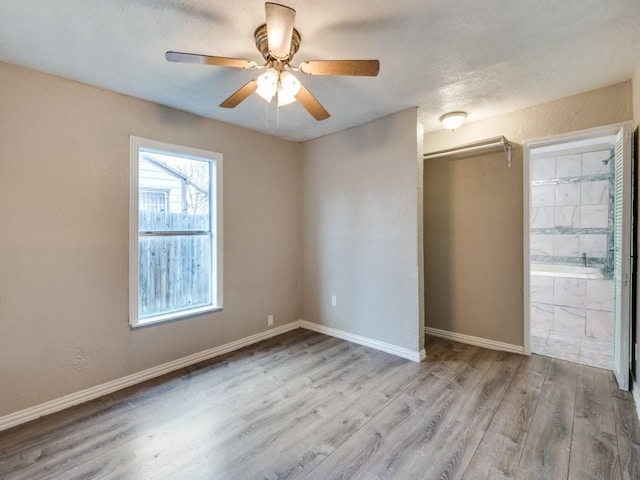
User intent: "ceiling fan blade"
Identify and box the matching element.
[166,51,256,69]
[220,80,258,108]
[299,60,380,76]
[265,2,296,59]
[295,84,330,121]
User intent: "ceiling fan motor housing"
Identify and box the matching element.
[254,24,301,62]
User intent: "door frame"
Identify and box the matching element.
[523,122,633,369]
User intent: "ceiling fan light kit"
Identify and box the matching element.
[277,71,301,106]
[166,2,380,122]
[256,68,279,102]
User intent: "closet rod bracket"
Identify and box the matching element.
[503,140,512,168]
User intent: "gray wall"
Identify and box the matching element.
[301,109,424,354]
[423,82,633,347]
[0,62,302,417]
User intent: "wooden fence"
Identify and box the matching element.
[138,212,212,318]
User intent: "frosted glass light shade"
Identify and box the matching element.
[256,68,278,103]
[277,71,301,107]
[440,111,467,131]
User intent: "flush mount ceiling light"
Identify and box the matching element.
[440,111,467,131]
[166,2,380,121]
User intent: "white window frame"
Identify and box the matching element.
[129,136,223,327]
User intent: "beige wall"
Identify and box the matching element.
[633,65,640,384]
[634,65,640,129]
[301,109,424,353]
[4,55,635,419]
[0,62,302,417]
[423,82,633,347]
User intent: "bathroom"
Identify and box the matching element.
[529,138,616,369]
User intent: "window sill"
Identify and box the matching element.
[131,305,223,329]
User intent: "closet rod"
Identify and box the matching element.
[423,135,512,167]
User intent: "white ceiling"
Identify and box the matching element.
[1,0,640,142]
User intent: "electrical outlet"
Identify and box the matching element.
[331,295,337,307]
[268,314,274,327]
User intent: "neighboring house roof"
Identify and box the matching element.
[141,154,188,181]
[141,154,208,195]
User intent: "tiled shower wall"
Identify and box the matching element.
[531,276,613,346]
[530,149,613,269]
[530,149,615,368]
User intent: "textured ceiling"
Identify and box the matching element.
[1,0,640,142]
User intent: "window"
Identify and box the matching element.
[140,189,169,212]
[130,136,223,327]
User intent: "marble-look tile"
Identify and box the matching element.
[553,234,579,257]
[579,351,612,370]
[531,207,554,228]
[580,338,613,371]
[586,279,614,311]
[555,206,580,228]
[586,309,614,341]
[530,323,613,369]
[531,302,554,330]
[581,179,610,205]
[579,234,608,258]
[546,348,581,363]
[531,157,556,180]
[545,331,581,362]
[555,182,581,206]
[530,235,554,256]
[581,337,614,356]
[529,329,614,368]
[582,150,612,176]
[531,185,555,207]
[556,154,582,177]
[553,306,586,336]
[531,275,554,288]
[531,277,554,304]
[531,328,552,341]
[531,335,547,355]
[548,331,582,345]
[580,204,609,228]
[554,277,586,307]
[533,329,550,340]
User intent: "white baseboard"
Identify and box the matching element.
[1,319,426,432]
[0,321,301,432]
[300,320,425,362]
[425,327,525,355]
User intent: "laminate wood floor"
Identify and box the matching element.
[1,330,639,479]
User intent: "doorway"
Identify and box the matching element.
[524,123,633,390]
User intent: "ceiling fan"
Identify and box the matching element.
[166,2,380,121]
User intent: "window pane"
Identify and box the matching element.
[138,210,209,232]
[138,235,212,319]
[138,150,211,232]
[140,189,168,212]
